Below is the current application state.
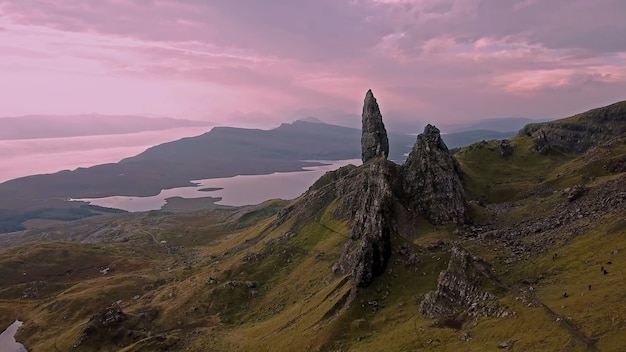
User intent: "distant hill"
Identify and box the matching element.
[0,121,395,201]
[519,100,626,154]
[126,119,412,164]
[0,120,522,201]
[0,114,212,140]
[298,116,325,124]
[442,130,515,149]
[445,117,547,133]
[0,119,524,232]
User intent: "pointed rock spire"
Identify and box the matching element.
[402,124,469,225]
[361,89,389,163]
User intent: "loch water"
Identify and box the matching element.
[0,321,27,352]
[74,159,361,211]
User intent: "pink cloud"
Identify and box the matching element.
[494,66,626,94]
[0,0,624,128]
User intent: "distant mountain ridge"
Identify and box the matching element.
[0,119,529,202]
[0,114,212,140]
[442,130,515,149]
[444,116,547,133]
[0,119,543,232]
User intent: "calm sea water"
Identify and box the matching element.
[0,321,26,352]
[0,126,212,183]
[73,159,361,211]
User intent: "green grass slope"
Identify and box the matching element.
[0,101,625,351]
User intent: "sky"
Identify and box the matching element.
[1,0,625,129]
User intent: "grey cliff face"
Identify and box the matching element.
[402,124,469,225]
[361,89,390,163]
[519,101,626,154]
[275,159,399,291]
[332,160,397,288]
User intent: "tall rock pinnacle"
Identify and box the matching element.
[361,89,389,163]
[402,124,469,225]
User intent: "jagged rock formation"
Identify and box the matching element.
[272,159,401,294]
[402,124,469,225]
[520,101,626,154]
[361,89,389,163]
[420,246,505,319]
[332,160,397,288]
[277,92,469,291]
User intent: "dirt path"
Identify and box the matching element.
[527,291,600,351]
[135,223,172,255]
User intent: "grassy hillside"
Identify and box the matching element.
[0,101,625,351]
[2,173,623,351]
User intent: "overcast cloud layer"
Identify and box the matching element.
[1,0,625,129]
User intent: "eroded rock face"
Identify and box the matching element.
[332,159,398,288]
[361,89,389,163]
[520,101,626,154]
[403,124,469,224]
[277,96,471,291]
[420,246,504,319]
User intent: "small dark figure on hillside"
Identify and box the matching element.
[601,266,604,272]
[563,292,568,298]
[603,269,608,275]
[588,284,591,291]
[552,253,558,261]
[607,261,612,265]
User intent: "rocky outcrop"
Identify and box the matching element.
[403,125,469,225]
[21,281,43,299]
[361,89,389,163]
[332,159,397,288]
[74,302,128,347]
[277,93,471,291]
[526,128,551,154]
[520,101,626,154]
[273,159,400,291]
[497,139,515,157]
[462,174,626,262]
[420,246,505,319]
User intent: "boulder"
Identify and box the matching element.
[420,246,504,319]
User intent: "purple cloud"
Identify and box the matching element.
[0,0,624,127]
